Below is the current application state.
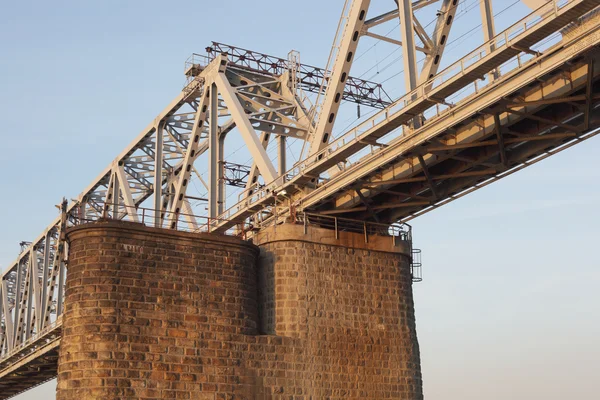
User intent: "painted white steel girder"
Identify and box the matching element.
[302,22,600,220]
[419,0,461,84]
[322,56,600,220]
[308,0,372,157]
[398,0,419,93]
[212,0,600,233]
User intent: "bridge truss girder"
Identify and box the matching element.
[212,0,600,233]
[305,41,600,223]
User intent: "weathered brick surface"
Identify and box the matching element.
[57,222,259,400]
[254,225,422,399]
[57,221,422,399]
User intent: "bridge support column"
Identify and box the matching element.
[255,223,423,399]
[56,220,422,399]
[56,222,259,400]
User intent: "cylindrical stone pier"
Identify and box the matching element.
[57,221,259,399]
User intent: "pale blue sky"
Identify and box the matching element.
[1,1,598,399]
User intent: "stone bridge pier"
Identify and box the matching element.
[56,220,422,399]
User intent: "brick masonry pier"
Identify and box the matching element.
[56,221,422,399]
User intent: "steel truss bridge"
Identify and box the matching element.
[1,0,599,397]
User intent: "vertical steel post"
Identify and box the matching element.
[398,1,418,95]
[112,171,119,218]
[25,252,35,340]
[154,121,164,227]
[1,280,14,350]
[208,82,219,220]
[278,135,287,176]
[41,231,50,331]
[218,133,226,216]
[398,0,420,128]
[56,262,65,317]
[108,170,120,219]
[12,261,23,344]
[57,243,67,317]
[480,0,499,81]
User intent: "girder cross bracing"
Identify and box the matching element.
[1,1,600,397]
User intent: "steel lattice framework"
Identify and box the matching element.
[1,0,600,397]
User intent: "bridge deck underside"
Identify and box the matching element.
[0,335,60,400]
[309,49,600,223]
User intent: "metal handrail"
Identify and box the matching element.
[74,205,245,237]
[298,212,412,243]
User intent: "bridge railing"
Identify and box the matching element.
[297,212,412,243]
[216,0,587,225]
[75,205,247,237]
[297,212,422,280]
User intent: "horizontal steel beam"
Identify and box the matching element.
[203,42,391,108]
